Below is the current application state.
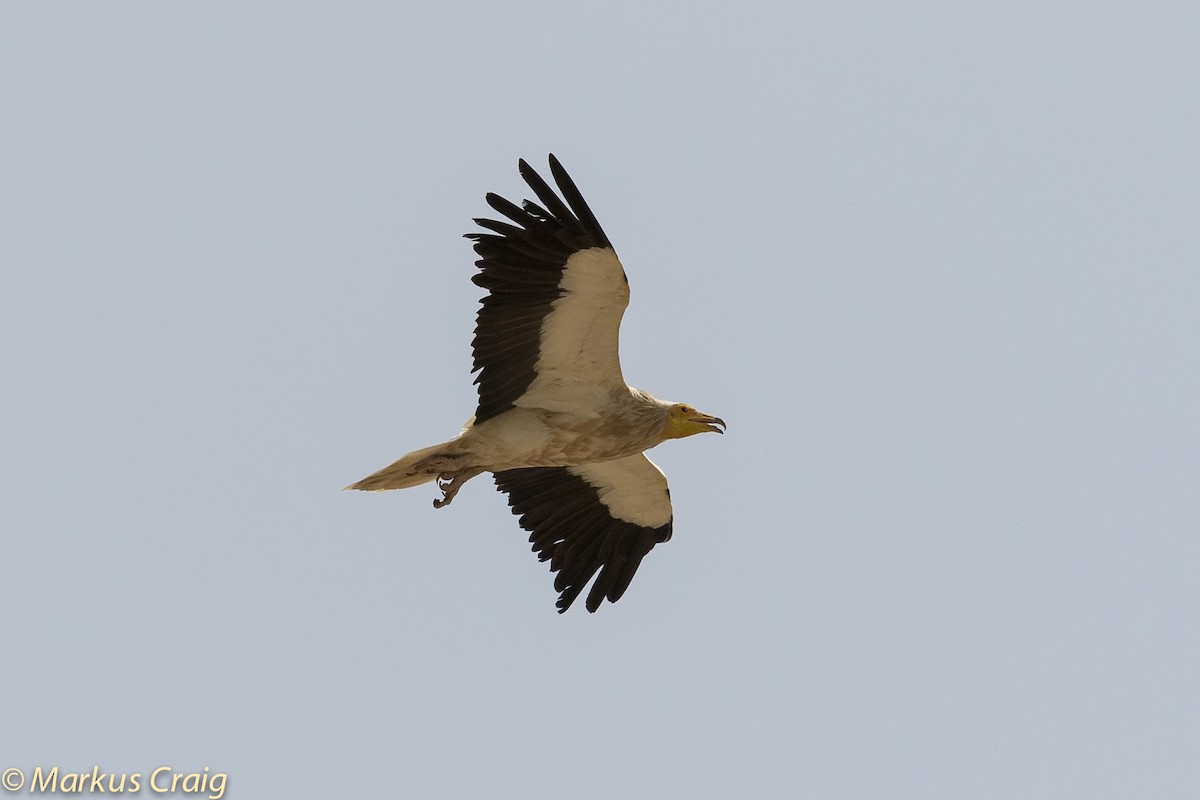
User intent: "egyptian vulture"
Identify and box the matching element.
[348,155,724,613]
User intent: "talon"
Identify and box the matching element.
[430,467,483,509]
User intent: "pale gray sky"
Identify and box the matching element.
[2,3,1198,798]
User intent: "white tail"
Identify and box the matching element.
[345,440,456,492]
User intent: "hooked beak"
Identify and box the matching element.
[691,412,726,435]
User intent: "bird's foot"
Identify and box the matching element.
[432,467,483,509]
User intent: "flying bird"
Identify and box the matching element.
[348,155,725,612]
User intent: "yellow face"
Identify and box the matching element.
[664,403,726,440]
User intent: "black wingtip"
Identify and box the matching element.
[544,155,611,250]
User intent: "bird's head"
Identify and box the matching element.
[663,403,726,440]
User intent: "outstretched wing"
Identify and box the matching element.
[466,155,629,424]
[494,455,674,613]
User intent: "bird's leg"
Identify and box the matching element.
[433,467,483,509]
